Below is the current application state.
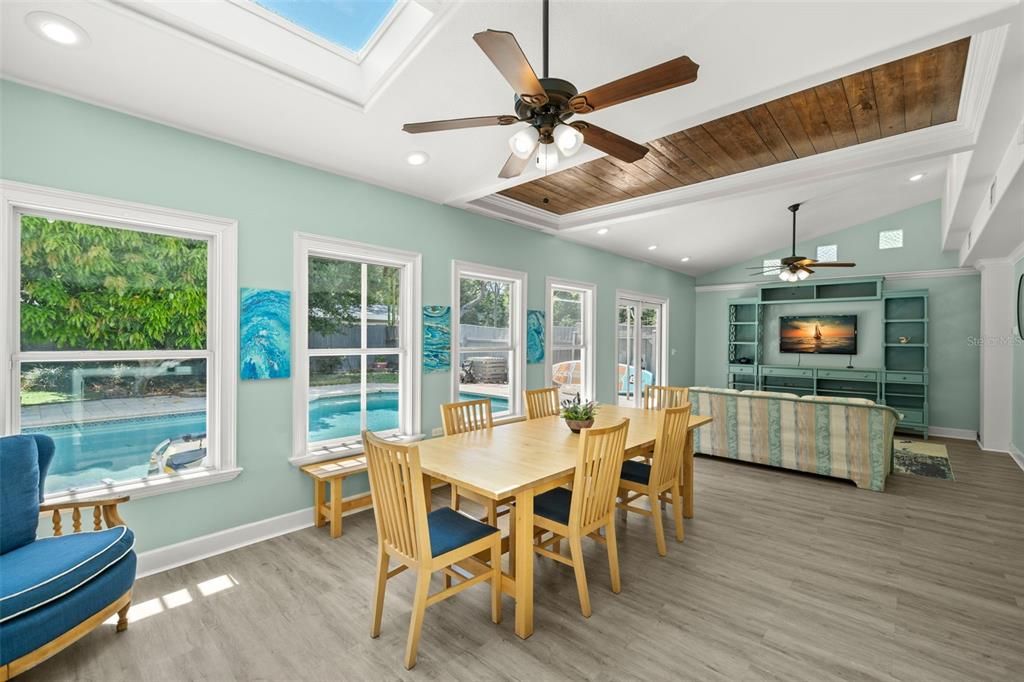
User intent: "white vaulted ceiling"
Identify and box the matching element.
[2,0,1022,275]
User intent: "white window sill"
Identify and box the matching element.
[290,433,425,467]
[42,467,244,506]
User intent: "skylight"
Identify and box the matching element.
[252,0,398,53]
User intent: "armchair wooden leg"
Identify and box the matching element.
[605,521,621,594]
[672,484,685,542]
[404,570,431,670]
[490,535,503,624]
[569,536,591,618]
[116,601,131,633]
[371,550,389,638]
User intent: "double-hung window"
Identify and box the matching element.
[546,278,595,402]
[293,234,421,463]
[452,261,526,418]
[0,182,238,500]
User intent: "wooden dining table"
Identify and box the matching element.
[415,404,712,639]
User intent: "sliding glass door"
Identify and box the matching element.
[615,293,667,407]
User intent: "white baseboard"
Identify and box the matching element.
[136,493,372,577]
[925,426,978,440]
[1009,444,1024,473]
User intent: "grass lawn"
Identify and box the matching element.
[21,391,71,406]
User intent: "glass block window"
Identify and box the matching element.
[763,258,782,276]
[879,229,904,250]
[816,245,838,262]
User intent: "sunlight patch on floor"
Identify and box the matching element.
[104,574,238,625]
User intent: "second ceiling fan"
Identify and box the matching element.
[402,0,700,178]
[750,204,857,281]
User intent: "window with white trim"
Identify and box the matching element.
[763,258,782,276]
[816,244,838,262]
[1,183,238,499]
[879,229,903,249]
[452,261,526,418]
[293,234,421,461]
[546,278,595,402]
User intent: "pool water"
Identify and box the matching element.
[26,391,509,493]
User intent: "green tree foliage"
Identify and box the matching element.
[19,216,207,350]
[307,258,400,336]
[459,277,510,327]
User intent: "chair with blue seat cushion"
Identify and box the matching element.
[617,404,691,556]
[532,418,630,618]
[0,434,136,680]
[362,430,502,670]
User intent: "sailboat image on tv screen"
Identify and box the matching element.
[780,315,857,354]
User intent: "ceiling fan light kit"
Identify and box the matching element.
[401,0,699,178]
[752,203,857,281]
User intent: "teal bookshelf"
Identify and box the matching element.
[725,277,928,437]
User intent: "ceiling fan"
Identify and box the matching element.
[750,204,857,281]
[401,0,699,178]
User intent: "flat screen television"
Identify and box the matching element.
[780,315,858,354]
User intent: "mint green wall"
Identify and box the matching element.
[697,201,958,286]
[693,203,981,433]
[1014,255,1024,453]
[1,81,696,552]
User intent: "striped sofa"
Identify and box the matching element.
[690,388,900,491]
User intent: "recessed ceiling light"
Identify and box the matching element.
[647,245,658,251]
[26,12,89,47]
[405,151,429,166]
[680,257,690,262]
[908,172,926,182]
[596,228,609,235]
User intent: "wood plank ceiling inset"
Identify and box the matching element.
[497,37,970,215]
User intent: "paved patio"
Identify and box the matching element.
[21,396,206,428]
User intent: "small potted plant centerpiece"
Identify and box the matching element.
[560,393,597,433]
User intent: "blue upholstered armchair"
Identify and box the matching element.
[0,434,137,679]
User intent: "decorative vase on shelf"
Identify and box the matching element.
[898,336,911,344]
[560,393,597,434]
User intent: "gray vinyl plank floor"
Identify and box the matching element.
[23,438,1024,681]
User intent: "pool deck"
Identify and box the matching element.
[22,396,207,429]
[22,382,513,429]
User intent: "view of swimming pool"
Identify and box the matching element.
[26,391,509,494]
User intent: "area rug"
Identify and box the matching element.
[893,440,954,480]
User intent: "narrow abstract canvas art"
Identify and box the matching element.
[240,288,291,380]
[527,309,545,364]
[423,305,451,373]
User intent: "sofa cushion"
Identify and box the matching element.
[0,435,41,555]
[0,552,135,666]
[534,486,573,525]
[620,460,652,485]
[742,390,800,399]
[0,526,135,622]
[427,508,498,558]
[799,395,876,406]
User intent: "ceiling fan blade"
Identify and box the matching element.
[569,55,699,113]
[498,143,538,179]
[812,262,857,267]
[473,30,549,107]
[801,266,816,275]
[403,115,519,134]
[572,122,648,162]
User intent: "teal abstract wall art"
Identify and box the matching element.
[423,305,451,373]
[527,309,545,364]
[240,288,291,380]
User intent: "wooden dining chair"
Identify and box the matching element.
[644,385,689,410]
[440,399,512,525]
[531,418,630,617]
[524,386,561,419]
[362,431,502,670]
[617,404,691,556]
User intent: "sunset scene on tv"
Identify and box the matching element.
[780,315,858,354]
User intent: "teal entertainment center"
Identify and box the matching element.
[726,276,929,437]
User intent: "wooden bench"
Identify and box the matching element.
[300,456,372,538]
